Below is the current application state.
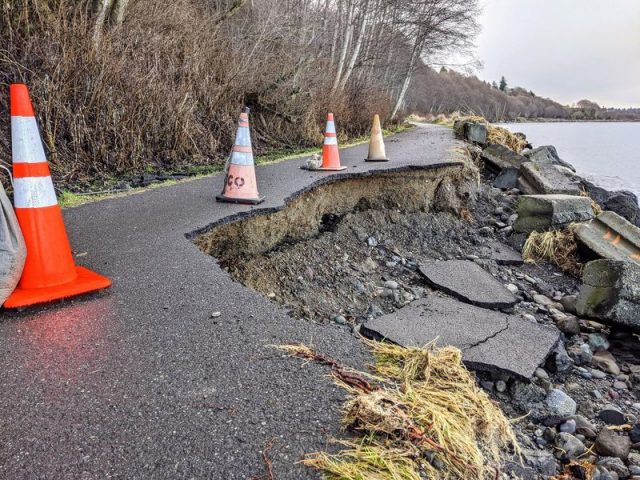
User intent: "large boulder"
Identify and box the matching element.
[580,179,640,227]
[514,194,595,233]
[518,162,581,195]
[453,120,487,146]
[576,259,640,330]
[523,145,576,172]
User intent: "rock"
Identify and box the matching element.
[546,389,577,423]
[560,419,577,434]
[568,343,593,365]
[367,236,378,247]
[572,415,597,439]
[514,194,595,233]
[630,424,640,443]
[210,311,222,318]
[556,432,586,459]
[362,296,560,379]
[519,161,581,195]
[595,428,631,460]
[589,333,611,352]
[524,145,576,172]
[305,154,322,170]
[561,295,578,314]
[599,405,626,425]
[574,211,640,263]
[576,259,640,330]
[535,367,549,380]
[506,283,519,294]
[606,191,640,227]
[592,369,607,379]
[534,294,555,307]
[479,240,523,265]
[481,144,527,173]
[592,351,621,375]
[614,381,628,390]
[554,342,574,374]
[521,448,558,477]
[597,457,630,479]
[333,315,347,325]
[418,260,518,310]
[383,280,399,290]
[556,315,580,335]
[493,167,519,190]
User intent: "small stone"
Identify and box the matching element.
[560,419,577,434]
[614,381,628,390]
[593,351,621,375]
[599,405,626,425]
[210,311,222,318]
[524,275,537,284]
[593,389,603,400]
[334,315,347,325]
[629,452,640,466]
[592,369,608,379]
[556,315,580,335]
[522,313,537,322]
[546,389,577,421]
[506,283,519,294]
[572,415,597,439]
[595,428,631,460]
[521,448,558,477]
[589,333,611,352]
[630,424,640,443]
[534,294,555,307]
[535,368,549,380]
[555,342,574,374]
[479,226,493,236]
[597,457,630,479]
[556,432,586,459]
[496,380,507,393]
[561,295,578,314]
[383,280,399,290]
[367,236,378,247]
[569,343,593,366]
[480,380,494,391]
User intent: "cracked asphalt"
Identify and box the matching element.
[0,124,462,479]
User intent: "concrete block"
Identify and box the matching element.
[519,162,581,195]
[481,144,526,173]
[576,259,640,330]
[514,194,595,233]
[464,123,487,146]
[524,145,576,172]
[574,211,640,263]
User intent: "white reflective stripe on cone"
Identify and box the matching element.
[323,136,338,145]
[230,151,255,166]
[11,116,47,164]
[14,177,58,208]
[235,126,252,147]
[325,121,336,134]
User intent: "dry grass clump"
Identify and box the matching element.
[523,226,583,277]
[454,116,528,153]
[580,190,604,215]
[276,341,518,479]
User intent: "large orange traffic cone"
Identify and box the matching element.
[365,114,388,162]
[303,113,347,171]
[3,84,112,309]
[217,107,264,204]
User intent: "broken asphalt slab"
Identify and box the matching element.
[362,295,560,379]
[0,124,465,479]
[419,260,519,309]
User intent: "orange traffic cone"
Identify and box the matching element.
[365,114,388,162]
[3,84,112,309]
[217,107,264,204]
[319,113,346,171]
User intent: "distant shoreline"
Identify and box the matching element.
[506,118,640,123]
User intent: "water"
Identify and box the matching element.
[500,122,640,198]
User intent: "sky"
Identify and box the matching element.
[474,0,640,108]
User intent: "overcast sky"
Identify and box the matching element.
[474,0,640,108]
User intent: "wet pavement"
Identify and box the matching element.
[0,124,462,479]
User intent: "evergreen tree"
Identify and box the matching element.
[499,76,507,92]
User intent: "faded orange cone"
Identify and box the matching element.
[309,113,346,171]
[3,84,112,309]
[365,114,388,162]
[217,107,264,205]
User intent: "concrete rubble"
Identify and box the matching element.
[361,295,560,379]
[576,259,640,330]
[481,143,527,173]
[574,210,640,263]
[418,260,518,309]
[514,194,595,233]
[518,161,582,195]
[523,145,577,172]
[453,119,487,146]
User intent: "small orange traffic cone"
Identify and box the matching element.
[3,84,112,309]
[217,107,264,205]
[365,114,388,162]
[319,113,346,171]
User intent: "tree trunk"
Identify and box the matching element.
[391,38,423,120]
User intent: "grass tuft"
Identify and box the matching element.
[522,226,582,277]
[276,340,519,479]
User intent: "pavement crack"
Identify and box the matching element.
[462,317,510,351]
